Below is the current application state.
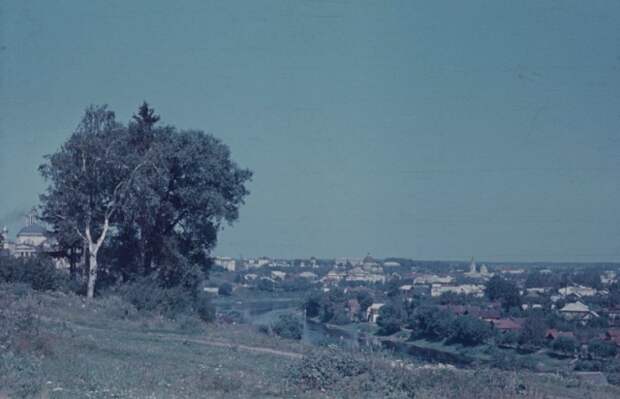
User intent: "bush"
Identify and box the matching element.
[195,292,215,322]
[118,276,214,321]
[257,278,275,292]
[218,282,233,296]
[448,315,492,346]
[551,336,577,355]
[0,255,71,292]
[272,314,303,340]
[376,304,401,336]
[589,339,618,358]
[409,306,454,340]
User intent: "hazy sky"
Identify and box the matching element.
[1,1,619,262]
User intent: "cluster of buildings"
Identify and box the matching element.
[1,211,58,259]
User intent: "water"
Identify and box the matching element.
[215,297,361,348]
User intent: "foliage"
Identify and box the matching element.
[280,277,312,292]
[518,316,547,348]
[257,278,275,292]
[356,290,373,312]
[409,305,454,340]
[271,314,303,340]
[496,331,519,346]
[218,282,233,296]
[304,291,322,318]
[589,339,618,358]
[39,103,252,296]
[0,255,73,292]
[448,315,492,346]
[551,336,577,354]
[485,275,521,311]
[376,304,402,335]
[117,276,214,321]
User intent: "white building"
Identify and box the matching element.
[431,284,485,297]
[213,256,237,272]
[366,303,385,323]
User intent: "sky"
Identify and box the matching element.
[1,0,619,262]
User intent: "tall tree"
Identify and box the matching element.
[116,105,252,282]
[39,105,145,298]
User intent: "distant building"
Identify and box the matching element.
[490,318,524,333]
[414,274,454,285]
[559,285,603,298]
[298,271,318,280]
[213,256,237,272]
[431,284,485,297]
[366,303,385,323]
[2,210,56,258]
[464,257,493,279]
[245,257,271,269]
[559,301,599,321]
[383,261,401,268]
[271,270,286,280]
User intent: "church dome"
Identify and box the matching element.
[17,223,47,236]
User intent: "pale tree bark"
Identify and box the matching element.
[85,217,110,298]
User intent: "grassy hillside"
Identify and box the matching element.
[1,284,619,399]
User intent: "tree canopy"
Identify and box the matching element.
[39,103,252,297]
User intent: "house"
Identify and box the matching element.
[345,266,385,284]
[559,301,599,321]
[490,318,523,333]
[366,303,385,323]
[271,270,286,280]
[399,284,413,293]
[431,284,485,297]
[203,287,219,295]
[558,285,601,298]
[608,306,620,326]
[414,274,454,286]
[298,271,318,280]
[605,328,620,347]
[322,269,346,283]
[245,257,271,269]
[213,256,237,272]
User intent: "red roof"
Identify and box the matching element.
[607,328,620,346]
[490,318,523,331]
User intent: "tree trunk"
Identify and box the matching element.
[69,248,77,281]
[87,244,99,298]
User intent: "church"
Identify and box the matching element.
[0,210,54,258]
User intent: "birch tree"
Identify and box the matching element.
[39,105,143,298]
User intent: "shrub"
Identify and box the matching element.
[272,314,303,340]
[376,304,401,336]
[195,292,215,322]
[409,306,454,340]
[589,339,618,358]
[218,282,233,296]
[448,315,492,346]
[257,278,275,292]
[551,336,577,355]
[0,255,70,292]
[118,276,214,322]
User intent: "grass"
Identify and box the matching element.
[1,284,620,398]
